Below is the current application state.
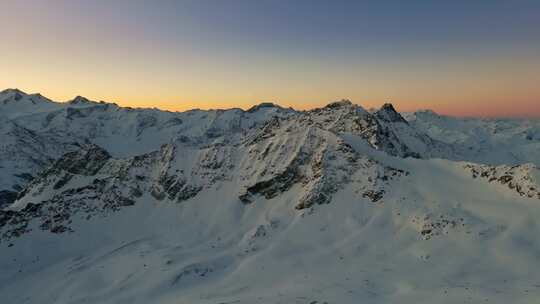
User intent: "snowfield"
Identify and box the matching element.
[1,88,540,303]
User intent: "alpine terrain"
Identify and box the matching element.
[1,88,540,304]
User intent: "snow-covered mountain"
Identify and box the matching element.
[403,109,540,166]
[1,89,540,303]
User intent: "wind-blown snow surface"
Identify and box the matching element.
[403,110,540,166]
[1,89,540,303]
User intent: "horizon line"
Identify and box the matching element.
[2,87,538,120]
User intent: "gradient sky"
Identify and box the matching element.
[1,0,539,117]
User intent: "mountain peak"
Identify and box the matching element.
[324,99,353,109]
[0,88,27,101]
[380,103,397,112]
[415,109,439,117]
[246,102,282,113]
[1,88,25,94]
[375,103,407,123]
[69,95,93,104]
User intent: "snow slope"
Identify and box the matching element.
[1,89,540,303]
[403,110,540,166]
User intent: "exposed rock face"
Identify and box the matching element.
[237,107,411,210]
[0,191,18,209]
[374,103,409,124]
[0,116,81,196]
[412,214,465,240]
[53,144,111,175]
[465,163,540,199]
[2,144,198,240]
[301,100,451,159]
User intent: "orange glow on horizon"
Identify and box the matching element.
[2,34,539,118]
[2,83,538,119]
[1,1,539,119]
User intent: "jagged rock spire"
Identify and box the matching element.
[375,103,408,123]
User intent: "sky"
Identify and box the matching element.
[1,0,539,117]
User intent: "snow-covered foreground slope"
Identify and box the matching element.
[1,88,540,303]
[2,152,540,303]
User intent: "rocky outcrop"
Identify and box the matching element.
[304,101,449,159]
[0,191,18,209]
[465,163,540,199]
[374,103,409,124]
[1,140,245,240]
[412,214,465,240]
[238,115,394,210]
[0,117,81,197]
[53,144,111,175]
